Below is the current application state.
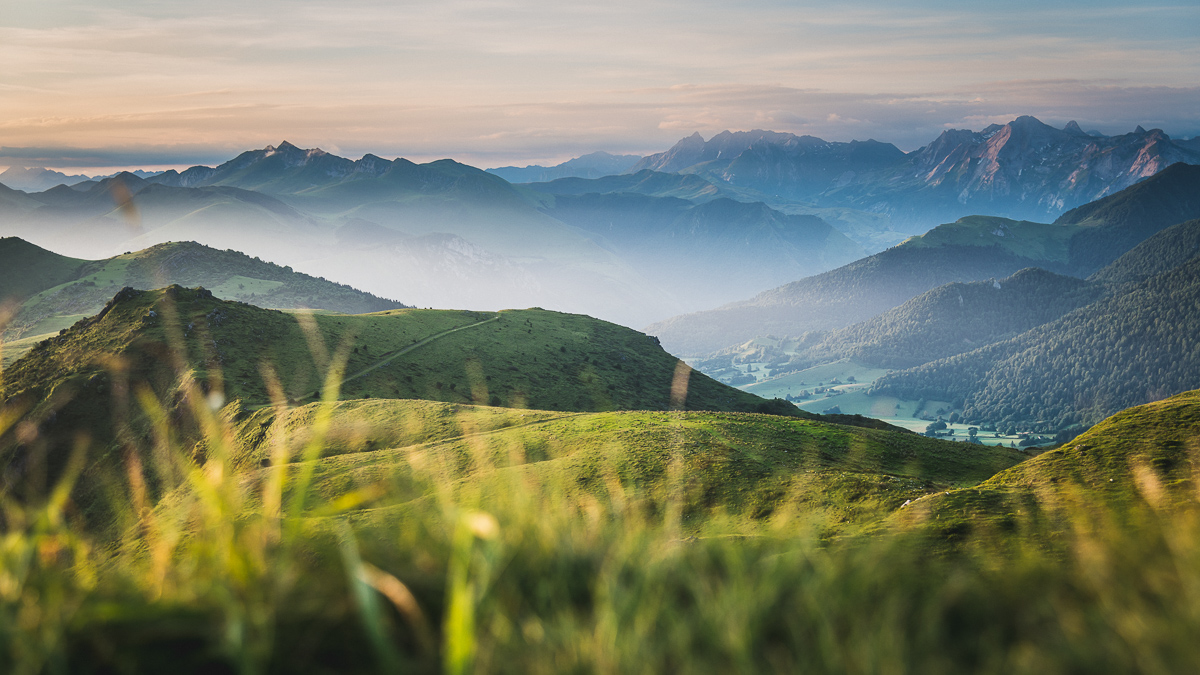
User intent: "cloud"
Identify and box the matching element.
[0,1,1196,166]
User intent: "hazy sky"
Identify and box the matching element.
[2,0,1198,170]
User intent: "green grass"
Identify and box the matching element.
[900,216,1080,263]
[209,275,285,298]
[0,287,796,508]
[7,285,1200,672]
[895,389,1200,544]
[1,331,58,369]
[744,359,889,400]
[4,342,1200,671]
[217,399,1027,535]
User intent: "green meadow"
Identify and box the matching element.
[3,287,1200,673]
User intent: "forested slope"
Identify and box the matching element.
[871,257,1200,431]
[802,268,1105,369]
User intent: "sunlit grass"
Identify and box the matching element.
[3,291,1200,673]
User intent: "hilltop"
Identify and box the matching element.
[900,388,1200,542]
[0,239,406,344]
[0,287,807,479]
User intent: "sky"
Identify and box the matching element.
[1,0,1198,172]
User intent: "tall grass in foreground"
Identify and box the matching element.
[3,302,1200,673]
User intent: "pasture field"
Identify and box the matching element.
[3,366,1200,673]
[743,359,889,400]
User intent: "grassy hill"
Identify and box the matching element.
[220,398,1028,533]
[0,239,406,344]
[899,388,1200,542]
[0,287,804,484]
[0,237,87,306]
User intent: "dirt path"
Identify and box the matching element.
[338,313,501,387]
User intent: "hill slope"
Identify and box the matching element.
[0,240,407,343]
[871,257,1200,431]
[900,389,1200,540]
[0,287,807,471]
[1089,218,1200,285]
[646,220,1076,356]
[0,237,87,307]
[223,399,1028,530]
[798,267,1105,370]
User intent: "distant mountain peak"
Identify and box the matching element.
[1011,115,1048,128]
[1063,120,1089,137]
[1136,125,1148,134]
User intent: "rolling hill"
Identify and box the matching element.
[646,219,1078,357]
[792,268,1105,371]
[899,388,1200,541]
[0,286,811,482]
[0,237,88,308]
[221,398,1029,532]
[0,239,406,345]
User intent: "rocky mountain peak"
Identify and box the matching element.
[1063,120,1089,137]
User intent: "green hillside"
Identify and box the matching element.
[0,240,406,344]
[0,237,86,306]
[872,257,1200,432]
[1089,218,1200,285]
[900,388,1200,541]
[1059,162,1200,275]
[898,215,1079,264]
[648,237,1069,357]
[800,267,1104,370]
[220,398,1028,531]
[0,287,799,476]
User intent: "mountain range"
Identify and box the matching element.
[641,117,1200,234]
[1,116,1197,335]
[486,151,643,183]
[648,162,1200,357]
[0,143,875,328]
